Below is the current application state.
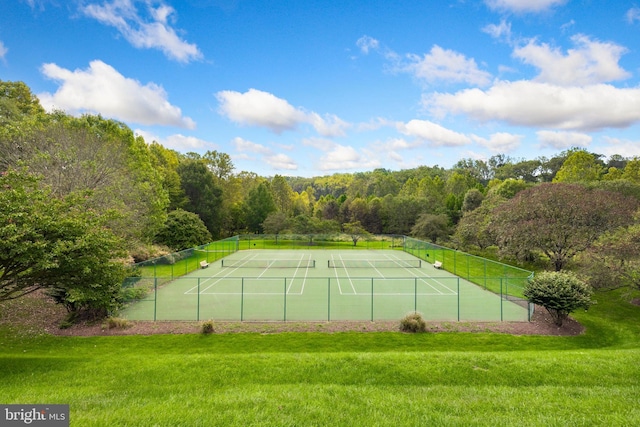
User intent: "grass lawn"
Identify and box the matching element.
[1,289,639,426]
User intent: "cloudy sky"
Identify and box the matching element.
[2,0,640,176]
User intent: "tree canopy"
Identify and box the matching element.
[491,183,638,270]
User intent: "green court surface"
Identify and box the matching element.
[121,250,530,322]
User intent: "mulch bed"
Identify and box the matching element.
[0,291,584,337]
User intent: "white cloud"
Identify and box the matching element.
[232,137,298,171]
[135,129,215,151]
[485,0,567,13]
[398,119,472,147]
[81,0,202,63]
[302,137,335,151]
[426,80,640,131]
[356,35,379,54]
[399,45,492,87]
[0,41,7,61]
[38,60,195,128]
[601,137,640,158]
[626,7,640,24]
[536,130,592,149]
[216,89,350,137]
[264,153,298,170]
[471,132,523,153]
[513,35,630,85]
[317,144,380,171]
[307,112,350,137]
[357,117,396,132]
[233,136,272,155]
[482,20,512,43]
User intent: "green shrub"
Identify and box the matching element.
[400,312,427,333]
[200,320,215,335]
[524,271,593,326]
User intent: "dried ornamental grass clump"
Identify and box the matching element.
[399,312,427,333]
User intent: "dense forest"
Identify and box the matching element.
[2,80,640,319]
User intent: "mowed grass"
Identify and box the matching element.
[1,290,640,426]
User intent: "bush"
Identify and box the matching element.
[154,209,212,252]
[524,271,593,326]
[400,312,427,333]
[200,320,215,335]
[105,317,131,330]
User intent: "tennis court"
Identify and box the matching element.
[121,249,530,322]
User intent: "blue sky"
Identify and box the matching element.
[2,0,640,177]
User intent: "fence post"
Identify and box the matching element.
[500,278,504,322]
[154,278,157,321]
[457,278,460,322]
[327,278,331,321]
[241,278,244,321]
[414,278,417,312]
[371,278,374,322]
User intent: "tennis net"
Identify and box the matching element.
[221,259,316,268]
[328,259,422,268]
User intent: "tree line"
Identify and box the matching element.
[2,80,640,321]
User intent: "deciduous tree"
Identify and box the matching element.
[491,183,638,271]
[0,169,129,318]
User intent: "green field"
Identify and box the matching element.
[121,249,529,322]
[1,289,639,426]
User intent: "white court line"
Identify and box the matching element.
[184,252,258,294]
[331,254,345,295]
[384,252,457,295]
[286,254,310,295]
[339,254,358,294]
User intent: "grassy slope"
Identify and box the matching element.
[1,290,639,426]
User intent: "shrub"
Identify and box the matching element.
[154,209,212,252]
[400,312,427,333]
[105,317,131,330]
[200,320,215,335]
[524,271,593,326]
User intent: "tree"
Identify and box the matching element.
[1,112,169,243]
[244,182,277,233]
[491,183,638,270]
[203,150,234,180]
[0,80,45,124]
[262,211,290,243]
[580,223,640,291]
[154,209,212,251]
[0,169,129,318]
[291,215,340,245]
[553,150,604,183]
[524,271,593,326]
[177,159,223,237]
[454,193,504,250]
[270,175,295,215]
[410,213,449,243]
[343,221,370,246]
[462,188,484,212]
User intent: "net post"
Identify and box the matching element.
[197,278,201,321]
[283,278,287,322]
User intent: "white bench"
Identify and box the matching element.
[433,260,442,269]
[200,260,209,269]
